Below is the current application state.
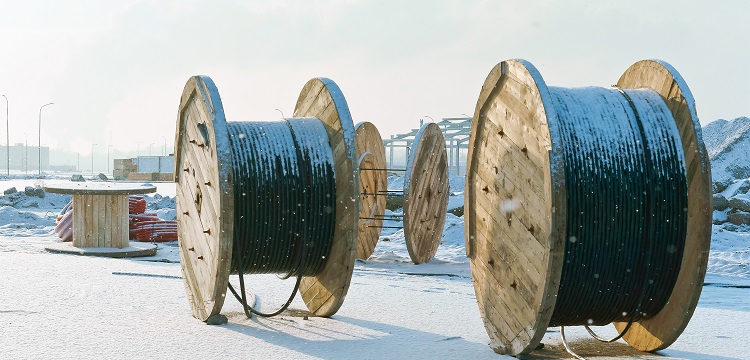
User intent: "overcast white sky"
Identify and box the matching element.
[1,0,748,166]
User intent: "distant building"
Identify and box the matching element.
[114,155,174,181]
[0,143,50,171]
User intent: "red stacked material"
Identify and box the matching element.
[54,204,73,242]
[129,213,160,228]
[54,196,178,243]
[129,196,147,214]
[131,220,178,242]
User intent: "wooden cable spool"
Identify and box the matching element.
[464,59,711,355]
[355,122,387,260]
[175,75,358,321]
[354,122,450,264]
[403,122,450,264]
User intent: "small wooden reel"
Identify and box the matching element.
[403,122,450,264]
[355,121,387,260]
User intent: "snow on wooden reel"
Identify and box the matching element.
[464,59,711,356]
[174,76,358,322]
[354,122,387,260]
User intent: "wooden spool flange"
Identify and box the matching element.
[612,60,712,351]
[175,76,358,321]
[464,59,711,355]
[403,122,450,264]
[354,121,387,260]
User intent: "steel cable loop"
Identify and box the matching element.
[547,86,688,328]
[224,119,336,317]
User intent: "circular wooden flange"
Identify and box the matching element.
[402,123,449,264]
[293,78,358,317]
[465,59,566,355]
[613,60,712,351]
[174,75,235,322]
[354,122,387,260]
[45,242,157,258]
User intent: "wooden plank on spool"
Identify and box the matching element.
[402,123,449,264]
[613,60,712,352]
[117,194,130,248]
[354,122,387,260]
[175,75,235,322]
[465,59,566,355]
[112,195,122,248]
[93,194,103,247]
[296,78,358,317]
[103,195,112,248]
[72,194,85,247]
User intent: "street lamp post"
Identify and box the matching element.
[274,108,284,119]
[107,145,113,174]
[2,95,8,175]
[92,143,97,175]
[38,102,54,176]
[162,136,167,156]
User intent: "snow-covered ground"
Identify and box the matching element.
[0,173,749,359]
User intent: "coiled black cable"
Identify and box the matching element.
[225,118,336,317]
[548,86,688,327]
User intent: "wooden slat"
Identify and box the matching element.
[83,194,94,247]
[103,195,112,247]
[72,194,84,247]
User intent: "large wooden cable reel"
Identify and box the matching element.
[464,59,711,355]
[175,75,358,321]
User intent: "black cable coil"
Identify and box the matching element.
[548,86,688,327]
[225,118,336,316]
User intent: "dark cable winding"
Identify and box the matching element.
[225,118,336,318]
[548,86,688,327]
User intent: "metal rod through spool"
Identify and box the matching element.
[465,59,712,356]
[175,76,359,321]
[360,217,404,221]
[360,191,403,196]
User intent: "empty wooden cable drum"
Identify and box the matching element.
[464,59,711,357]
[354,122,388,260]
[174,75,358,321]
[355,121,450,264]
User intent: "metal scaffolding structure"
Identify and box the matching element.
[382,116,471,175]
